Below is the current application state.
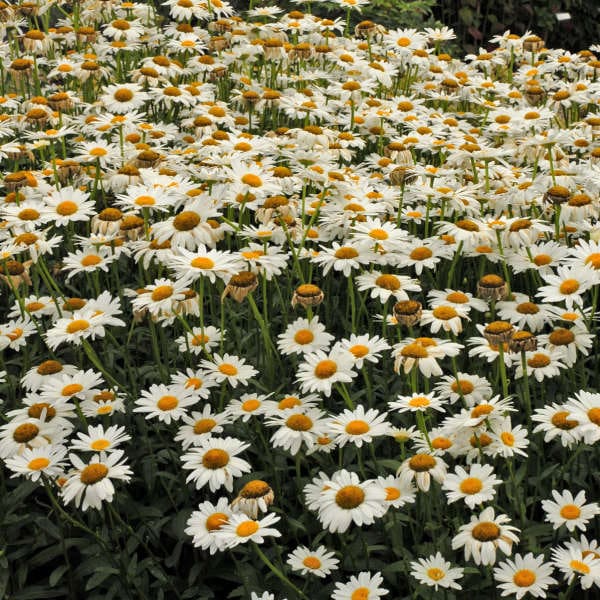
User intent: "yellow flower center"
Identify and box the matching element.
[279,396,301,409]
[471,521,500,541]
[400,343,428,359]
[549,328,575,346]
[551,411,578,430]
[369,228,388,240]
[345,420,370,435]
[513,569,536,587]
[585,253,600,269]
[239,399,259,414]
[409,246,433,260]
[236,520,260,537]
[460,477,483,494]
[173,211,201,231]
[314,360,337,379]
[427,568,445,581]
[560,504,581,520]
[559,279,580,295]
[66,319,90,334]
[202,449,229,469]
[28,457,50,470]
[350,588,369,600]
[157,395,178,411]
[56,200,78,215]
[516,302,539,314]
[205,512,228,531]
[432,306,458,320]
[587,407,600,425]
[349,344,369,358]
[408,396,430,408]
[241,174,263,188]
[18,208,40,220]
[193,418,216,434]
[151,285,173,301]
[527,353,551,368]
[385,486,401,501]
[375,274,400,290]
[190,257,215,269]
[409,454,436,472]
[533,253,552,266]
[240,480,271,498]
[294,329,314,345]
[80,463,109,485]
[302,556,322,569]
[218,363,238,376]
[286,414,313,431]
[91,439,111,451]
[113,88,134,102]
[432,436,452,450]
[501,432,515,446]
[62,383,84,397]
[570,560,590,574]
[81,254,102,267]
[334,246,359,259]
[335,485,365,509]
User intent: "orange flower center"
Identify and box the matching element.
[527,353,551,368]
[190,257,215,269]
[81,254,102,267]
[375,274,400,290]
[369,228,389,240]
[559,279,580,295]
[471,521,500,541]
[56,200,78,215]
[66,319,90,334]
[205,512,228,531]
[241,174,262,187]
[385,487,401,501]
[314,360,337,379]
[409,246,433,260]
[194,418,216,434]
[114,88,134,102]
[157,395,178,411]
[218,363,238,376]
[409,454,436,472]
[348,344,369,358]
[80,463,109,484]
[62,383,84,396]
[345,420,370,435]
[91,439,111,451]
[151,285,173,301]
[335,485,365,509]
[28,457,50,470]
[513,569,536,587]
[173,211,201,231]
[302,556,322,569]
[294,329,314,345]
[427,568,445,581]
[286,414,313,431]
[202,449,229,469]
[560,504,581,520]
[460,477,483,494]
[334,246,359,259]
[236,520,259,537]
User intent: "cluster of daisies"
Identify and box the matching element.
[1,0,600,597]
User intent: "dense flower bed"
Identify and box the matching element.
[0,1,600,598]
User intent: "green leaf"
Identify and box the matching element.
[49,565,69,588]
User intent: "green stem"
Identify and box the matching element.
[253,543,308,600]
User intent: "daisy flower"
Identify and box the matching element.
[216,512,281,549]
[286,545,339,578]
[61,247,117,280]
[45,310,124,350]
[315,469,387,533]
[230,480,275,519]
[420,304,470,335]
[493,553,557,599]
[434,372,493,406]
[496,293,554,333]
[514,347,567,382]
[537,326,593,368]
[265,407,328,455]
[134,384,198,424]
[331,571,389,600]
[397,453,448,492]
[551,544,600,590]
[277,317,335,356]
[169,246,242,283]
[452,506,520,566]
[295,348,357,397]
[131,278,187,317]
[329,405,391,448]
[410,552,463,591]
[564,390,600,444]
[175,326,222,355]
[536,265,594,309]
[40,370,104,403]
[393,336,462,378]
[311,242,376,277]
[185,497,233,555]
[175,406,231,449]
[442,463,502,509]
[226,393,271,422]
[61,450,132,511]
[335,334,390,368]
[374,475,417,509]
[4,445,68,482]
[388,391,446,414]
[69,424,131,453]
[100,83,149,114]
[41,186,95,226]
[355,270,421,303]
[80,391,126,418]
[200,354,258,388]
[181,436,251,492]
[395,238,454,275]
[532,402,581,448]
[542,489,600,532]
